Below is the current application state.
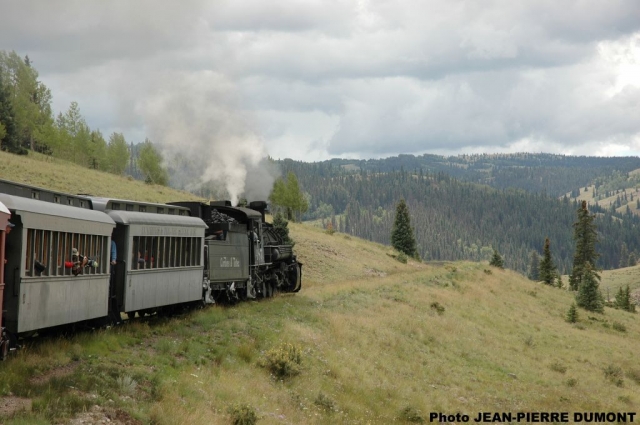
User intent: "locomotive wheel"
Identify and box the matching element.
[266,282,273,298]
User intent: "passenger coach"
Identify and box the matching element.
[0,193,115,339]
[87,198,208,319]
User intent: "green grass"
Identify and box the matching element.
[1,151,640,423]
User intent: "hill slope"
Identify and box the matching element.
[1,226,639,423]
[0,150,203,203]
[0,152,638,424]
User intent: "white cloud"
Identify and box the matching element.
[0,0,639,163]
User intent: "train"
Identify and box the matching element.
[0,179,301,360]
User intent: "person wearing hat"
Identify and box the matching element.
[4,221,13,265]
[71,247,88,276]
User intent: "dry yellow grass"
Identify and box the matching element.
[2,151,640,424]
[0,150,203,203]
[134,222,640,424]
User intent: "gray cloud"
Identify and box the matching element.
[0,0,639,164]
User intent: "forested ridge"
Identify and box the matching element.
[279,158,640,275]
[296,153,640,197]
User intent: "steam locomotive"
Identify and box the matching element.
[0,179,301,359]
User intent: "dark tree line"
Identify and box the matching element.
[277,153,640,200]
[276,162,640,275]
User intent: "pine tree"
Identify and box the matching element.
[391,199,418,259]
[629,252,637,267]
[528,251,540,281]
[489,249,504,268]
[272,212,294,247]
[569,201,599,291]
[615,285,635,312]
[566,303,579,323]
[619,243,629,268]
[539,238,557,285]
[576,262,604,313]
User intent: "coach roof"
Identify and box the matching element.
[0,193,115,225]
[106,210,207,228]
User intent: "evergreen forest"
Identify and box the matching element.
[278,158,640,275]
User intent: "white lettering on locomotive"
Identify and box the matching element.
[219,256,240,268]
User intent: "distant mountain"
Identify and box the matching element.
[281,153,640,197]
[277,154,640,275]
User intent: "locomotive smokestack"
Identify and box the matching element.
[249,201,267,222]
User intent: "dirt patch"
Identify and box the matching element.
[0,396,32,416]
[68,405,142,425]
[29,361,79,386]
[364,268,387,277]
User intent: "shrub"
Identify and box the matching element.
[399,406,425,423]
[260,343,302,379]
[116,375,138,396]
[397,252,408,264]
[603,364,624,387]
[550,362,567,374]
[626,369,640,385]
[314,392,337,412]
[430,302,445,315]
[566,303,579,323]
[325,222,336,235]
[227,404,258,425]
[612,321,627,333]
[565,378,577,387]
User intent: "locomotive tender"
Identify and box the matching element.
[0,179,301,359]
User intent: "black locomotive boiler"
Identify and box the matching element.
[170,200,302,303]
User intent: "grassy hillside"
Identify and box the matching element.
[566,169,640,216]
[0,150,203,203]
[1,152,639,424]
[1,223,639,424]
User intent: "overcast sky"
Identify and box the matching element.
[1,0,639,162]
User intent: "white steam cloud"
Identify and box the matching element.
[138,71,278,205]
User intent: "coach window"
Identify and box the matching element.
[126,204,133,211]
[168,209,175,215]
[164,237,170,267]
[139,205,146,213]
[111,202,120,210]
[170,237,177,267]
[157,207,164,214]
[139,236,148,269]
[146,236,156,268]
